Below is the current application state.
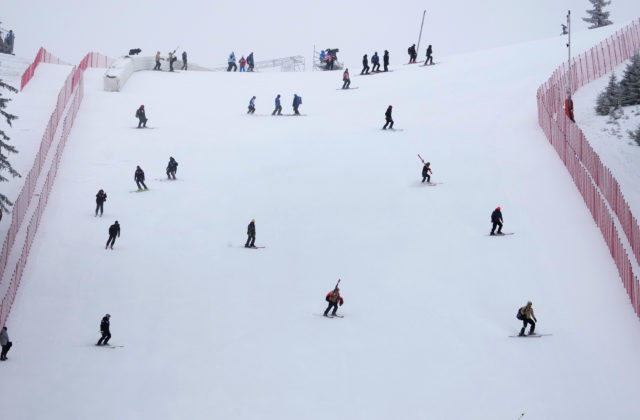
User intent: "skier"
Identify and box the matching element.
[383,105,394,130]
[342,68,351,89]
[0,326,11,361]
[166,157,178,180]
[227,52,237,72]
[421,161,432,183]
[247,52,255,72]
[95,189,107,217]
[239,56,247,72]
[490,206,503,235]
[408,44,417,63]
[371,52,380,72]
[516,301,537,336]
[565,95,575,122]
[168,51,176,72]
[383,50,390,72]
[181,51,188,70]
[245,219,256,248]
[319,50,326,63]
[96,314,112,345]
[323,287,344,317]
[425,45,433,65]
[292,94,302,115]
[135,105,147,128]
[325,53,334,70]
[361,54,370,75]
[134,165,148,190]
[248,96,256,114]
[105,221,120,250]
[153,51,164,70]
[272,94,282,116]
[4,30,14,54]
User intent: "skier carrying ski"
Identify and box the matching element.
[383,50,390,72]
[361,54,370,75]
[248,96,256,114]
[247,52,255,72]
[516,301,537,336]
[371,52,380,72]
[323,287,344,317]
[245,219,256,248]
[425,45,433,65]
[153,51,164,70]
[166,157,178,180]
[96,314,111,345]
[168,50,177,72]
[490,206,503,235]
[292,94,302,115]
[181,51,188,70]
[239,56,247,72]
[135,105,147,128]
[342,69,351,89]
[0,326,11,361]
[134,165,148,190]
[227,52,237,72]
[421,161,432,183]
[106,221,120,250]
[383,105,394,130]
[272,94,282,116]
[95,189,107,217]
[408,44,417,63]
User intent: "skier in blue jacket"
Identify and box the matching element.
[371,52,380,72]
[293,94,302,115]
[272,94,282,116]
[227,52,237,72]
[248,96,256,114]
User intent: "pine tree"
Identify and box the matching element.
[583,0,613,29]
[0,79,20,213]
[629,124,640,146]
[619,53,640,107]
[595,72,621,115]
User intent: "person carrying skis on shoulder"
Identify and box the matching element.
[239,56,247,72]
[248,96,256,114]
[135,105,147,128]
[181,51,188,70]
[166,157,178,180]
[425,45,433,65]
[272,94,282,116]
[361,54,370,75]
[292,94,302,115]
[154,51,164,70]
[247,52,255,71]
[421,161,432,183]
[168,50,177,72]
[105,221,120,250]
[383,50,390,72]
[490,206,503,235]
[96,314,111,345]
[134,165,148,190]
[383,105,394,130]
[323,287,344,317]
[408,44,417,63]
[342,69,351,89]
[371,52,380,72]
[227,52,237,72]
[95,189,107,217]
[516,301,537,336]
[245,219,256,248]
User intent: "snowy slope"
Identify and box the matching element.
[2,27,640,420]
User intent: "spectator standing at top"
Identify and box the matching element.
[424,45,433,65]
[181,51,188,70]
[168,51,177,72]
[247,52,255,72]
[408,44,417,63]
[383,50,390,72]
[272,94,282,116]
[361,54,370,75]
[239,56,247,72]
[154,51,164,70]
[227,52,237,72]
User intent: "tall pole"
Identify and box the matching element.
[566,10,572,98]
[416,10,427,58]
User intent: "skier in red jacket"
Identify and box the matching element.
[323,288,344,317]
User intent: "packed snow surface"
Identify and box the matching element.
[2,26,640,420]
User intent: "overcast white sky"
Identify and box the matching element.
[3,0,640,67]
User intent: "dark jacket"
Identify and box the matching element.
[109,223,120,237]
[247,221,256,235]
[385,107,392,120]
[343,70,349,81]
[136,108,146,120]
[96,191,107,204]
[247,53,254,65]
[135,168,145,181]
[362,54,368,65]
[100,316,110,333]
[293,95,300,107]
[408,45,416,55]
[182,52,187,62]
[426,46,433,57]
[422,164,431,177]
[383,51,389,65]
[167,158,178,172]
[491,209,503,224]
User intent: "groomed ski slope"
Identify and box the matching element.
[3,27,640,420]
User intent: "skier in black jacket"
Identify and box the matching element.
[181,51,188,70]
[361,54,370,75]
[490,207,503,235]
[166,157,178,180]
[95,189,107,217]
[421,162,432,183]
[96,314,111,345]
[247,52,255,72]
[425,45,433,65]
[383,105,394,130]
[245,219,256,248]
[383,50,389,72]
[292,94,301,115]
[135,105,147,128]
[408,44,417,63]
[106,221,120,250]
[134,166,148,190]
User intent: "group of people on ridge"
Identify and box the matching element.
[153,50,187,72]
[228,52,255,72]
[319,48,339,70]
[247,94,303,115]
[361,50,389,74]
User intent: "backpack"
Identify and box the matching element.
[297,96,302,105]
[516,307,524,320]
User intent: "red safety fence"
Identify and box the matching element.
[0,52,112,327]
[19,47,71,91]
[537,18,640,317]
